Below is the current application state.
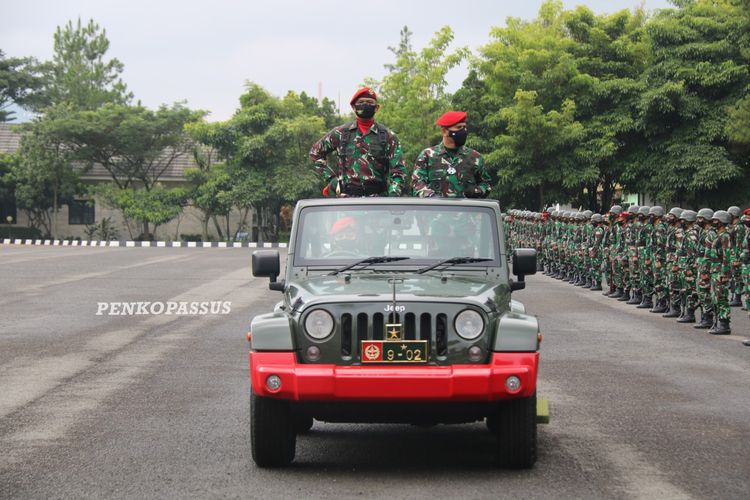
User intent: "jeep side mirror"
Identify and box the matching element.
[511,248,537,291]
[252,250,284,291]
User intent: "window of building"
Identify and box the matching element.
[68,200,95,225]
[0,195,16,224]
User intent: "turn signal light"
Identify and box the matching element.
[505,375,522,393]
[246,331,253,343]
[266,375,282,392]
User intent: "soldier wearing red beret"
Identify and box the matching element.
[309,87,406,198]
[411,111,492,198]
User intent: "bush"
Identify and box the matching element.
[2,226,43,240]
[180,233,204,242]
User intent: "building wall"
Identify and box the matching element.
[2,196,254,241]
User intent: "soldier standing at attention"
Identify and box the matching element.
[412,111,492,198]
[741,208,750,315]
[727,206,744,307]
[694,208,716,329]
[310,87,406,197]
[707,211,732,335]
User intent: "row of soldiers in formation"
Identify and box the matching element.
[505,205,750,336]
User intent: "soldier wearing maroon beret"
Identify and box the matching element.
[412,111,492,198]
[309,87,406,197]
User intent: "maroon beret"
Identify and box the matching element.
[435,111,467,127]
[350,87,377,105]
[744,207,750,216]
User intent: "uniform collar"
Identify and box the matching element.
[438,143,467,156]
[349,121,378,135]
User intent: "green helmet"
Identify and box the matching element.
[591,213,604,223]
[627,205,640,215]
[649,206,664,217]
[668,207,683,218]
[680,210,697,222]
[637,206,651,217]
[563,211,571,218]
[727,206,741,218]
[582,210,593,218]
[609,205,623,215]
[712,210,730,225]
[697,208,714,220]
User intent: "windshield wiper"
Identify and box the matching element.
[328,256,410,276]
[416,257,492,275]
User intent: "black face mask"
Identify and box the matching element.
[355,103,376,119]
[448,128,468,148]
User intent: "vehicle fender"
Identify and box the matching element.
[250,312,295,351]
[493,312,539,352]
[509,299,526,314]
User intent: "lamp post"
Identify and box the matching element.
[5,215,12,240]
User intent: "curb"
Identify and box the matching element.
[1,238,288,249]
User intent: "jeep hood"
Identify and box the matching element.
[287,273,511,311]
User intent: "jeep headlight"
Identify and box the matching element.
[304,309,334,340]
[454,309,484,340]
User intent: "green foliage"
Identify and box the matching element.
[45,18,132,110]
[0,50,46,121]
[10,123,81,236]
[44,102,204,190]
[84,216,119,241]
[368,26,469,164]
[192,83,330,241]
[625,0,750,205]
[100,184,188,239]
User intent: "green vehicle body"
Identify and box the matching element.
[248,198,542,469]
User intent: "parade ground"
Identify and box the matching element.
[0,245,748,499]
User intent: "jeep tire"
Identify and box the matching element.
[294,414,314,434]
[250,390,296,467]
[493,393,537,468]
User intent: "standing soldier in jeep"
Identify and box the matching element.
[412,111,492,199]
[309,87,407,197]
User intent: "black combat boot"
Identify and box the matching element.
[650,299,668,313]
[677,307,696,323]
[661,300,680,317]
[591,281,603,291]
[582,278,593,289]
[729,294,741,307]
[575,275,586,286]
[626,289,642,305]
[708,318,731,335]
[693,311,713,329]
[617,288,631,301]
[568,273,577,284]
[636,293,653,309]
[603,283,615,296]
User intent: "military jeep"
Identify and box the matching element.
[249,198,541,468]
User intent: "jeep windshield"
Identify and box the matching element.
[293,204,500,269]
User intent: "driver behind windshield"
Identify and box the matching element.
[330,216,359,254]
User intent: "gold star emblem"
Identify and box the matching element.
[385,323,403,340]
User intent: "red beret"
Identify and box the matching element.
[350,87,377,105]
[744,207,750,216]
[330,216,356,236]
[435,111,467,127]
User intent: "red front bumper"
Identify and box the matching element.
[249,351,538,402]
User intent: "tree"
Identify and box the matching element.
[367,26,469,165]
[561,6,649,211]
[626,0,750,206]
[10,125,81,237]
[44,102,203,236]
[0,50,46,121]
[491,91,584,209]
[44,18,132,110]
[100,184,188,240]
[193,83,329,242]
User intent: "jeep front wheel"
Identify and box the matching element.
[250,390,296,467]
[493,393,537,468]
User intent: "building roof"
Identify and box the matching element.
[0,122,207,182]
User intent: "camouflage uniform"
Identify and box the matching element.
[412,144,491,198]
[710,228,732,322]
[310,122,407,196]
[741,218,750,314]
[695,223,717,327]
[650,215,669,311]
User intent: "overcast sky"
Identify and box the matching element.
[2,0,673,121]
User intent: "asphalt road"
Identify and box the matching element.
[0,245,748,500]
